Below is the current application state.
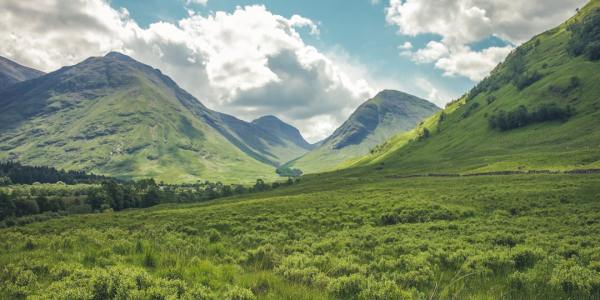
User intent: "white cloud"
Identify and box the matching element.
[414,77,455,108]
[398,42,413,50]
[387,0,586,81]
[370,0,381,5]
[0,0,374,142]
[186,0,208,5]
[411,41,449,64]
[435,46,513,81]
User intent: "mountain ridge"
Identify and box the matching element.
[0,52,312,182]
[0,56,45,90]
[287,89,439,173]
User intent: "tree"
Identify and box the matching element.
[87,188,109,210]
[35,196,50,213]
[15,198,40,217]
[142,188,161,208]
[0,192,16,219]
[253,179,268,192]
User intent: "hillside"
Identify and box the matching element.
[288,90,439,173]
[0,52,282,183]
[0,56,45,90]
[349,2,600,174]
[250,115,314,163]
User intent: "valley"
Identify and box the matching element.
[1,0,600,299]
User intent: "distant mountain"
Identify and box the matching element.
[252,115,313,150]
[0,56,45,90]
[351,2,600,174]
[198,113,312,167]
[0,52,308,183]
[287,90,439,173]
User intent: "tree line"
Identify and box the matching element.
[488,103,574,131]
[0,161,108,185]
[0,162,299,225]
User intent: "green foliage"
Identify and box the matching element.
[1,174,599,299]
[276,166,303,178]
[514,71,543,90]
[489,104,574,131]
[568,8,600,60]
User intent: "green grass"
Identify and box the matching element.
[2,172,599,299]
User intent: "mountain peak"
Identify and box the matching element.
[0,56,45,90]
[252,115,313,150]
[104,51,133,60]
[252,115,282,123]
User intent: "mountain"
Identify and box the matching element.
[287,90,439,173]
[350,1,600,174]
[0,52,299,183]
[252,115,313,150]
[199,113,312,167]
[0,56,45,90]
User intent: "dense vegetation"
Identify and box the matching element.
[0,162,298,226]
[488,103,574,131]
[275,167,303,178]
[1,173,599,299]
[0,161,107,185]
[568,8,600,60]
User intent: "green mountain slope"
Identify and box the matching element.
[0,52,280,183]
[249,115,314,164]
[350,2,600,174]
[288,90,439,173]
[0,56,45,90]
[196,113,312,167]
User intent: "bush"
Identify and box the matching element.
[462,102,480,118]
[143,252,158,268]
[514,71,543,90]
[512,247,544,270]
[206,228,222,243]
[550,259,600,296]
[245,244,279,270]
[327,274,366,299]
[358,278,412,300]
[223,285,256,300]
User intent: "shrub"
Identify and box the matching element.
[550,259,599,296]
[462,102,480,118]
[143,251,158,268]
[206,228,222,243]
[358,278,412,300]
[327,274,366,299]
[512,247,544,270]
[223,285,256,300]
[245,244,279,270]
[514,71,543,90]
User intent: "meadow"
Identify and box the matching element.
[1,172,599,299]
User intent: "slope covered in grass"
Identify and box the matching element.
[349,1,600,175]
[1,172,599,299]
[0,52,277,183]
[288,90,439,173]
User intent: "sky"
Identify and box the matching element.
[0,0,587,142]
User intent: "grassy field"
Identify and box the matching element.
[1,172,599,299]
